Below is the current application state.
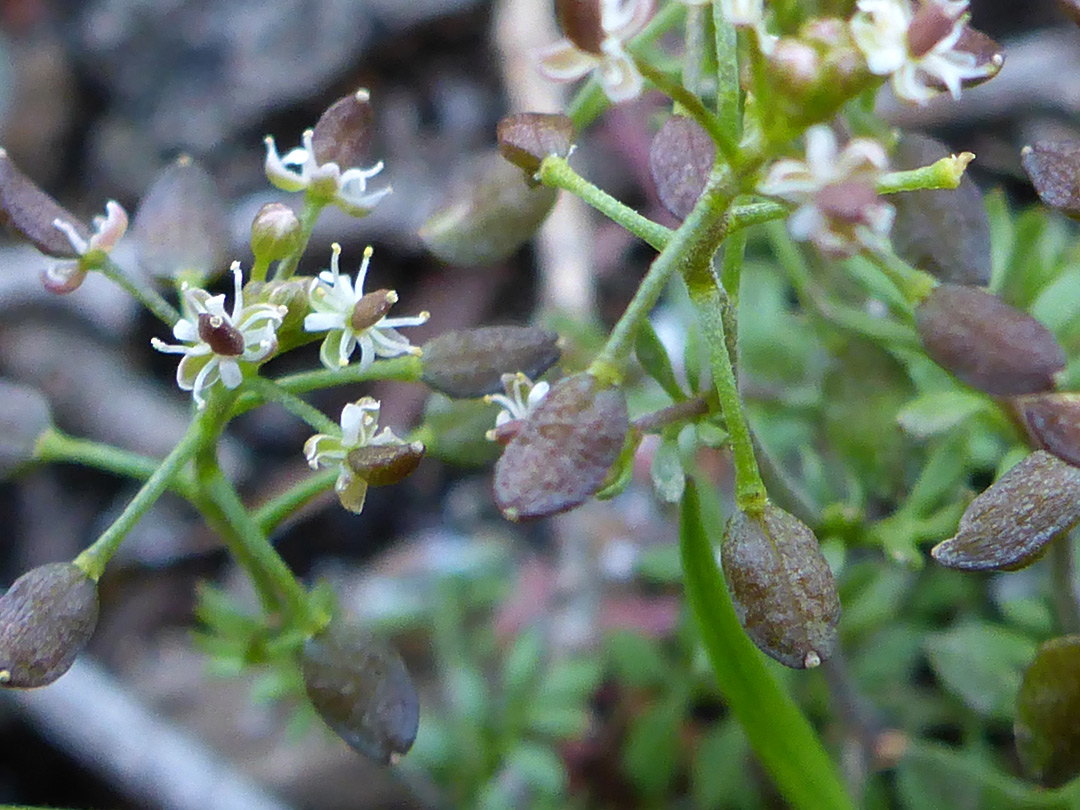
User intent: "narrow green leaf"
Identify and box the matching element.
[636,319,686,400]
[897,390,989,439]
[679,481,854,810]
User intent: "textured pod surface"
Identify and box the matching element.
[1022,140,1080,218]
[497,113,575,175]
[1015,635,1080,787]
[890,133,991,286]
[421,326,560,398]
[722,505,840,669]
[0,562,99,688]
[419,151,557,266]
[931,451,1080,571]
[347,441,425,487]
[494,373,628,520]
[0,149,88,258]
[915,284,1065,395]
[311,90,374,169]
[302,620,419,764]
[648,116,715,221]
[1016,393,1080,468]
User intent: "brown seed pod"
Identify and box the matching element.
[497,113,575,176]
[1015,393,1080,468]
[1015,635,1080,787]
[421,326,560,399]
[931,451,1080,571]
[648,116,715,221]
[302,619,419,764]
[722,504,840,669]
[311,89,374,170]
[915,284,1065,396]
[1022,141,1080,219]
[890,132,991,286]
[347,441,425,488]
[0,562,99,688]
[493,373,628,521]
[556,0,605,54]
[132,155,230,281]
[0,149,88,258]
[419,150,557,266]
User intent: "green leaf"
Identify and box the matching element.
[897,390,989,439]
[651,431,687,503]
[606,630,672,688]
[508,741,568,798]
[636,319,686,400]
[537,657,603,705]
[502,628,544,702]
[679,481,855,810]
[622,696,685,797]
[526,703,590,739]
[924,620,1036,720]
[693,721,761,810]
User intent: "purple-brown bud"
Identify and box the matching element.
[350,290,397,332]
[347,441,425,488]
[649,116,715,221]
[311,89,374,170]
[931,451,1080,571]
[915,284,1065,396]
[0,562,99,688]
[0,149,88,258]
[197,313,245,357]
[1022,141,1080,220]
[250,202,302,264]
[421,326,560,399]
[301,618,419,764]
[722,504,840,669]
[497,113,575,176]
[493,373,628,521]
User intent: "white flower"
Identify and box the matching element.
[304,397,423,514]
[151,262,287,409]
[43,201,129,294]
[758,125,894,258]
[303,243,429,373]
[850,0,995,105]
[263,98,390,217]
[536,0,655,103]
[484,372,550,442]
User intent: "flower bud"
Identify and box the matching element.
[347,440,425,488]
[250,202,302,264]
[931,451,1080,571]
[244,278,310,352]
[301,618,419,764]
[0,562,99,688]
[421,326,560,399]
[497,113,575,176]
[0,380,52,479]
[556,0,605,54]
[890,133,991,286]
[420,151,557,266]
[493,373,628,521]
[1015,635,1080,787]
[1015,393,1080,468]
[1022,141,1080,220]
[915,284,1065,396]
[0,148,88,258]
[132,156,229,282]
[311,89,374,170]
[649,116,715,221]
[722,504,840,669]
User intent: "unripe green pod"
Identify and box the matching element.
[0,562,99,688]
[931,451,1080,571]
[301,619,419,764]
[915,284,1065,396]
[421,326,560,399]
[494,373,628,521]
[1015,634,1080,787]
[722,505,840,669]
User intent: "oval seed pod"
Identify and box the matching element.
[419,151,557,267]
[0,148,88,258]
[0,562,99,688]
[890,132,991,286]
[1022,141,1080,219]
[1015,635,1080,787]
[722,504,841,669]
[302,618,419,764]
[421,326,560,399]
[311,89,374,170]
[931,451,1080,571]
[0,379,53,479]
[1016,393,1080,468]
[497,113,575,176]
[649,116,715,221]
[347,441,425,488]
[494,373,628,521]
[915,284,1065,396]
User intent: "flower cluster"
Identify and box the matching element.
[303,244,429,373]
[758,125,893,258]
[484,372,550,443]
[44,202,128,294]
[151,263,287,409]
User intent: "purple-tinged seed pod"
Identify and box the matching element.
[1022,141,1080,220]
[311,89,374,171]
[0,149,88,258]
[347,441,425,488]
[1015,393,1080,469]
[649,116,715,221]
[421,326,560,399]
[497,113,575,176]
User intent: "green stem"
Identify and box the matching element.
[240,377,339,434]
[274,198,323,281]
[98,258,180,327]
[684,4,705,95]
[538,157,672,250]
[1051,533,1080,635]
[680,481,855,810]
[877,153,973,195]
[250,254,272,284]
[713,3,740,137]
[862,248,937,305]
[726,200,787,234]
[254,468,338,535]
[73,410,212,581]
[34,429,196,501]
